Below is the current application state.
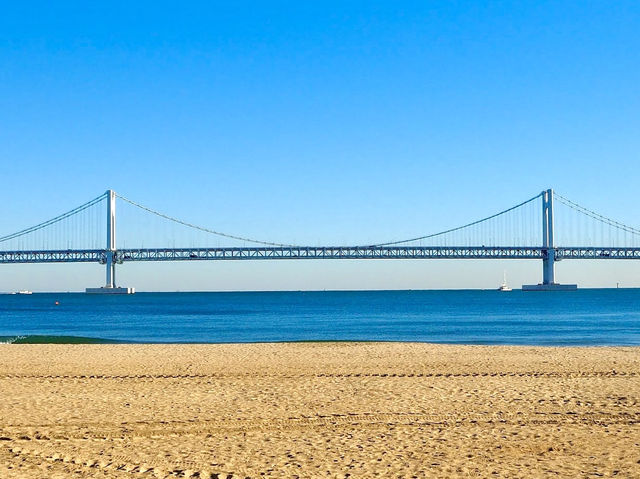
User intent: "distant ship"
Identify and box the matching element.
[498,272,512,292]
[14,290,33,295]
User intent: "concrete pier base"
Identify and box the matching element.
[522,283,577,291]
[86,286,135,294]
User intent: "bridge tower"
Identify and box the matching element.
[85,190,135,294]
[523,188,576,291]
[106,189,116,288]
[542,188,555,285]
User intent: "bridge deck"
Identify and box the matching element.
[1,246,640,264]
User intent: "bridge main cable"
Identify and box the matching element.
[553,191,640,236]
[0,192,108,244]
[115,193,297,248]
[117,191,545,249]
[370,192,543,247]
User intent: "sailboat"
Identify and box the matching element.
[498,271,512,292]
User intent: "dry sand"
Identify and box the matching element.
[0,343,639,478]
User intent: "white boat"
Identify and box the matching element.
[498,271,512,292]
[15,290,33,295]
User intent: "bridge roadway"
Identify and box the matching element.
[2,245,640,264]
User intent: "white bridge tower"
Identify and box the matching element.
[523,189,577,291]
[86,190,135,294]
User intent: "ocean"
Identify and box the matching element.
[1,289,639,345]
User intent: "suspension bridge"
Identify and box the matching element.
[2,188,640,292]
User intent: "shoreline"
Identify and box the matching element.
[3,335,640,346]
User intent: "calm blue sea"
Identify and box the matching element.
[1,289,639,345]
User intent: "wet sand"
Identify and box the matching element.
[1,343,639,478]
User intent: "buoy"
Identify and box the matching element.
[54,301,59,306]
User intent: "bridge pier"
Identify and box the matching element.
[106,251,116,288]
[523,189,576,291]
[86,190,134,294]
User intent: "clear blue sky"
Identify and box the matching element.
[1,1,640,291]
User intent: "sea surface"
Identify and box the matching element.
[1,289,639,345]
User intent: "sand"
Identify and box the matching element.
[0,343,639,478]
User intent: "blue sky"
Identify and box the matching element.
[1,1,640,291]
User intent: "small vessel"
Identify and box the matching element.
[498,271,512,292]
[15,290,33,295]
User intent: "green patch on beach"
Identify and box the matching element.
[0,335,125,344]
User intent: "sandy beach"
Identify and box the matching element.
[1,343,639,478]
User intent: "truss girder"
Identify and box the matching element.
[0,250,106,264]
[121,246,548,261]
[3,246,640,264]
[111,246,545,262]
[554,247,640,260]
